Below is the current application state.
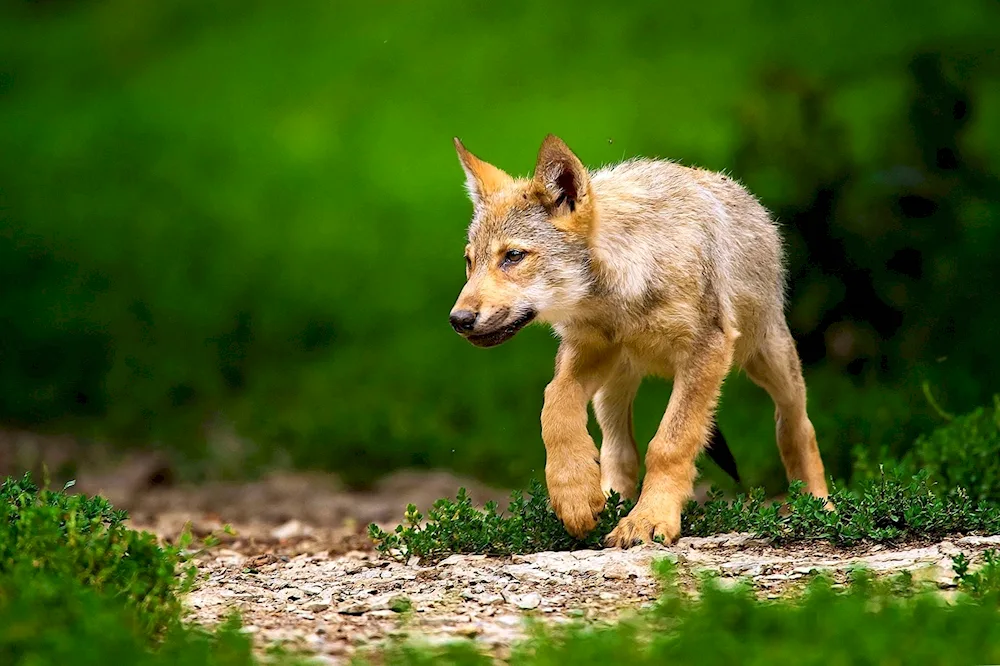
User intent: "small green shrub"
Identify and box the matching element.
[688,469,1000,545]
[903,395,1000,503]
[0,473,192,639]
[0,473,306,665]
[368,481,634,560]
[952,549,1000,600]
[371,470,1000,559]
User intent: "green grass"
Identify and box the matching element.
[856,394,1000,504]
[0,473,306,666]
[361,554,1000,665]
[0,473,191,639]
[370,470,1000,560]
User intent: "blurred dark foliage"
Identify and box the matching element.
[0,0,998,490]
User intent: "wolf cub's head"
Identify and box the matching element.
[449,135,595,347]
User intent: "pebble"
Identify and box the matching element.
[502,591,541,610]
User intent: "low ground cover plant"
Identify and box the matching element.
[371,400,1000,560]
[370,470,1000,560]
[0,473,305,666]
[855,394,1000,504]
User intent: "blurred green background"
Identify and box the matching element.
[1,0,998,493]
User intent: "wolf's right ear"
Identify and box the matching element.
[532,134,594,234]
[454,138,513,208]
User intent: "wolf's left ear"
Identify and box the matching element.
[454,138,513,208]
[533,134,594,233]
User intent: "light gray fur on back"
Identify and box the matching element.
[585,158,786,363]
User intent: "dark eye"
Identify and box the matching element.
[465,255,472,270]
[503,249,526,266]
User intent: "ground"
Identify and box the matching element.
[5,436,1000,664]
[181,533,1000,663]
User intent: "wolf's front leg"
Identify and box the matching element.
[542,344,615,539]
[605,332,734,548]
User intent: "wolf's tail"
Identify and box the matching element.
[705,423,741,485]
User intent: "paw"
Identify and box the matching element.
[546,452,605,539]
[604,499,681,548]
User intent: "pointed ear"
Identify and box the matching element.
[454,138,513,208]
[532,134,594,233]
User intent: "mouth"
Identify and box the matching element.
[466,310,537,348]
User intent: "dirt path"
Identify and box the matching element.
[184,533,1000,664]
[8,442,999,663]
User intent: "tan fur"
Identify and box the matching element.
[450,135,830,546]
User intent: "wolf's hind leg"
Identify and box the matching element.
[745,323,829,498]
[594,363,642,500]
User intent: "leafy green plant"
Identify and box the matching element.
[902,395,1000,503]
[371,469,1000,559]
[952,549,1000,601]
[854,395,1000,502]
[0,473,194,639]
[0,473,307,665]
[368,480,634,560]
[689,469,1000,545]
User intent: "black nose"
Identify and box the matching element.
[449,310,478,333]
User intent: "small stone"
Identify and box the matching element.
[506,564,552,583]
[911,562,957,588]
[956,535,1000,546]
[502,590,541,609]
[271,520,311,540]
[245,553,279,568]
[304,600,331,612]
[456,623,481,637]
[761,573,793,581]
[937,541,961,556]
[516,592,541,610]
[598,591,620,601]
[337,601,369,615]
[602,565,630,580]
